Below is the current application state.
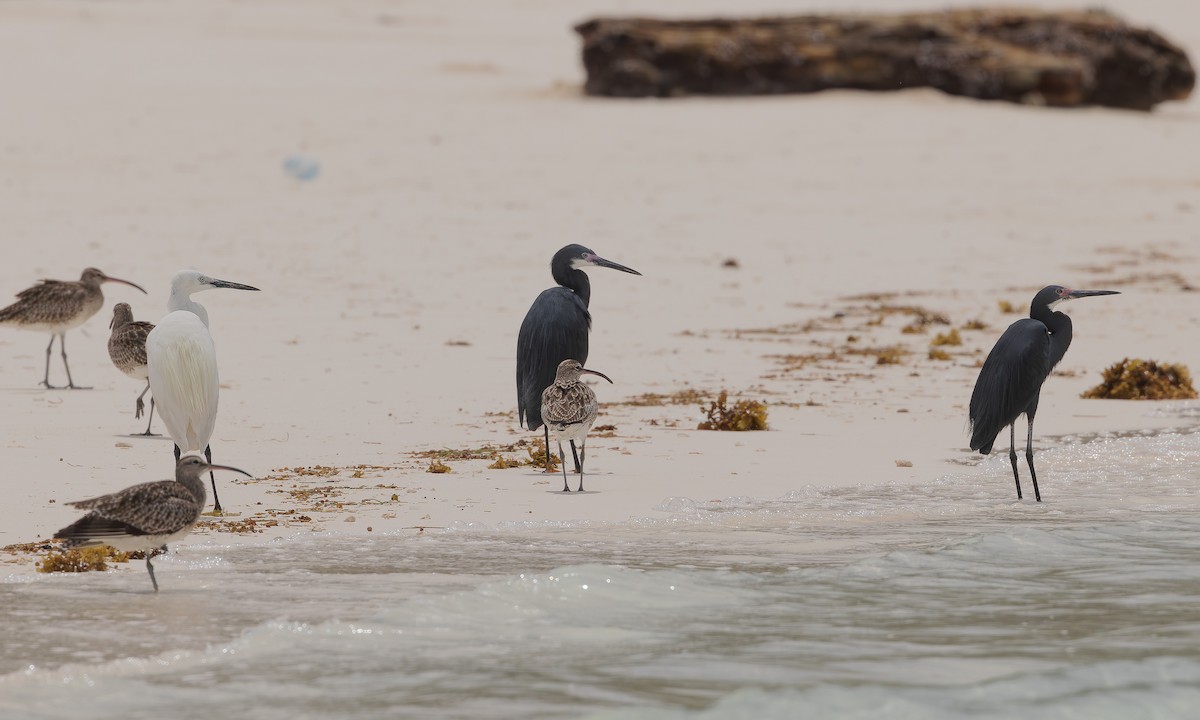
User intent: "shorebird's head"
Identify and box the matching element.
[1035,285,1120,314]
[553,358,614,386]
[109,302,134,330]
[82,268,148,294]
[175,454,253,482]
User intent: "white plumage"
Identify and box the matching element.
[147,310,219,454]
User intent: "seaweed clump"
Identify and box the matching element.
[526,438,561,472]
[426,460,452,474]
[698,391,768,431]
[37,546,131,573]
[1081,359,1198,400]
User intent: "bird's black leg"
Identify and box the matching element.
[135,380,148,419]
[138,395,158,437]
[1026,420,1042,503]
[543,425,552,473]
[173,444,181,462]
[577,440,586,493]
[558,441,570,492]
[570,440,582,474]
[1008,424,1022,500]
[40,335,59,389]
[146,546,165,592]
[59,333,89,390]
[205,445,223,514]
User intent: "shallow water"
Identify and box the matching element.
[3,427,1200,719]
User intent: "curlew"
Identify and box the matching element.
[108,303,157,436]
[541,359,612,492]
[0,268,146,388]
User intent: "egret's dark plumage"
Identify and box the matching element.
[517,245,639,471]
[968,285,1118,501]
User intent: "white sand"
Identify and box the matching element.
[1,0,1197,557]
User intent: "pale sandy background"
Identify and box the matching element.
[0,0,1197,552]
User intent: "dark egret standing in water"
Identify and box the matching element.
[969,285,1119,502]
[517,245,640,472]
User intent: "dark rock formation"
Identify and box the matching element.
[575,9,1194,110]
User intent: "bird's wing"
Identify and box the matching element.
[969,319,1051,452]
[517,288,590,430]
[108,321,153,367]
[541,384,597,425]
[147,311,219,452]
[0,280,88,325]
[58,481,199,543]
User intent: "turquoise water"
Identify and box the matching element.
[3,426,1199,719]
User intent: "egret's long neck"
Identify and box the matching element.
[1034,306,1074,370]
[557,269,591,308]
[168,291,211,328]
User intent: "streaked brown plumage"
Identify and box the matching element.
[108,303,158,435]
[54,455,252,592]
[540,359,612,492]
[0,268,147,388]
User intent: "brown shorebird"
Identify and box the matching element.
[53,455,252,592]
[0,268,147,389]
[540,359,612,492]
[108,303,157,436]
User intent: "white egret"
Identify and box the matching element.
[147,270,260,513]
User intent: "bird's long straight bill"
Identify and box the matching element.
[591,257,642,276]
[210,279,261,292]
[1068,289,1120,298]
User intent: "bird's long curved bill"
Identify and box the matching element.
[106,276,148,294]
[205,462,254,478]
[590,256,642,276]
[1068,289,1120,299]
[581,368,614,384]
[211,279,261,292]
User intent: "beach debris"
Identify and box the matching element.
[931,329,962,347]
[997,300,1021,314]
[1081,358,1198,400]
[283,154,321,181]
[895,460,913,468]
[526,438,561,472]
[426,460,452,474]
[576,9,1194,110]
[928,349,952,361]
[698,391,768,431]
[488,455,522,469]
[37,546,140,574]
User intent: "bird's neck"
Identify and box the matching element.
[554,268,591,308]
[168,293,211,328]
[176,473,208,507]
[1034,308,1074,368]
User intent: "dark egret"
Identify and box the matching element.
[969,285,1119,501]
[516,245,639,472]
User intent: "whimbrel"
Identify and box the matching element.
[148,269,260,515]
[540,359,612,492]
[0,268,147,389]
[54,455,252,592]
[517,245,639,473]
[108,303,157,436]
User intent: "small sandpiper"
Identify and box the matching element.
[54,455,252,592]
[108,303,157,436]
[0,268,146,389]
[540,359,612,492]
